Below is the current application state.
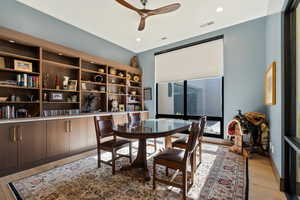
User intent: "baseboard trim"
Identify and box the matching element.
[269,155,285,191]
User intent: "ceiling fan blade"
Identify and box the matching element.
[115,0,141,13]
[138,17,146,31]
[147,3,181,16]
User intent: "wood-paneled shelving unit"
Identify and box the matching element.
[0,27,143,120]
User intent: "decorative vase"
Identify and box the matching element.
[63,76,69,90]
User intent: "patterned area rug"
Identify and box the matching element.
[9,144,248,200]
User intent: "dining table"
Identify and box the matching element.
[113,119,192,181]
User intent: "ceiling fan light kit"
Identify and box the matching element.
[116,0,181,31]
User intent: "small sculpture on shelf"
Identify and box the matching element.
[118,72,124,77]
[111,99,119,112]
[55,75,60,90]
[130,56,139,68]
[63,76,69,90]
[84,93,98,113]
[43,73,49,88]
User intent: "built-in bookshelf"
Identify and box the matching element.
[0,27,143,120]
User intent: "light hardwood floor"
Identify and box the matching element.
[0,146,286,200]
[249,155,286,200]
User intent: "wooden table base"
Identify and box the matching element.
[122,138,151,181]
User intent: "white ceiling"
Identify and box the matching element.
[17,0,283,53]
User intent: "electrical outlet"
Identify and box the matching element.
[270,142,274,154]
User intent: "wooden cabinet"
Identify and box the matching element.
[0,121,46,175]
[0,112,149,177]
[113,114,128,125]
[46,120,70,158]
[19,122,46,168]
[87,117,97,147]
[69,118,88,152]
[0,124,18,175]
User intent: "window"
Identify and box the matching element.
[157,82,184,115]
[155,36,224,138]
[156,77,224,138]
[187,78,222,117]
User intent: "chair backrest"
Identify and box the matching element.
[128,112,141,124]
[94,115,114,142]
[184,117,207,161]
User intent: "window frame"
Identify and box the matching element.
[156,77,224,139]
[284,0,300,198]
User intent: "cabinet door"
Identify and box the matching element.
[113,114,128,125]
[0,124,18,175]
[87,117,97,147]
[69,118,88,152]
[46,120,69,158]
[18,121,46,168]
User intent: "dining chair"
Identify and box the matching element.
[172,116,207,168]
[94,115,132,175]
[128,112,157,152]
[152,117,206,200]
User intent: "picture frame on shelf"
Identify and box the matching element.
[81,83,87,90]
[265,61,276,106]
[14,59,32,72]
[68,80,78,91]
[119,104,125,112]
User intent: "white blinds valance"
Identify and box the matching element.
[155,39,224,83]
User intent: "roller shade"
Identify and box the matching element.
[155,39,224,83]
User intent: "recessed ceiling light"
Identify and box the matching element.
[136,38,141,42]
[8,40,15,43]
[216,7,223,13]
[161,37,168,40]
[58,53,63,56]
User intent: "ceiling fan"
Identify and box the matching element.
[115,0,181,31]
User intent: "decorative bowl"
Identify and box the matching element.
[133,75,140,82]
[110,68,117,75]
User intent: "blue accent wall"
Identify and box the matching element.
[265,13,283,177]
[138,17,267,127]
[0,0,135,65]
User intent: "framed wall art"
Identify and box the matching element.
[265,61,276,105]
[144,87,152,101]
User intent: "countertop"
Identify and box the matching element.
[0,111,149,124]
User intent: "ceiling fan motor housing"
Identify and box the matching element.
[140,0,148,7]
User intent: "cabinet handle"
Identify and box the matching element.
[69,120,72,133]
[65,121,69,133]
[18,127,23,141]
[10,127,17,143]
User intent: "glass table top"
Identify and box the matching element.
[113,119,192,138]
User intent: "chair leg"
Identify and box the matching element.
[190,152,196,185]
[198,143,202,164]
[129,142,132,164]
[166,167,169,177]
[112,149,116,175]
[154,138,157,152]
[153,162,156,190]
[182,169,187,200]
[97,148,101,168]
